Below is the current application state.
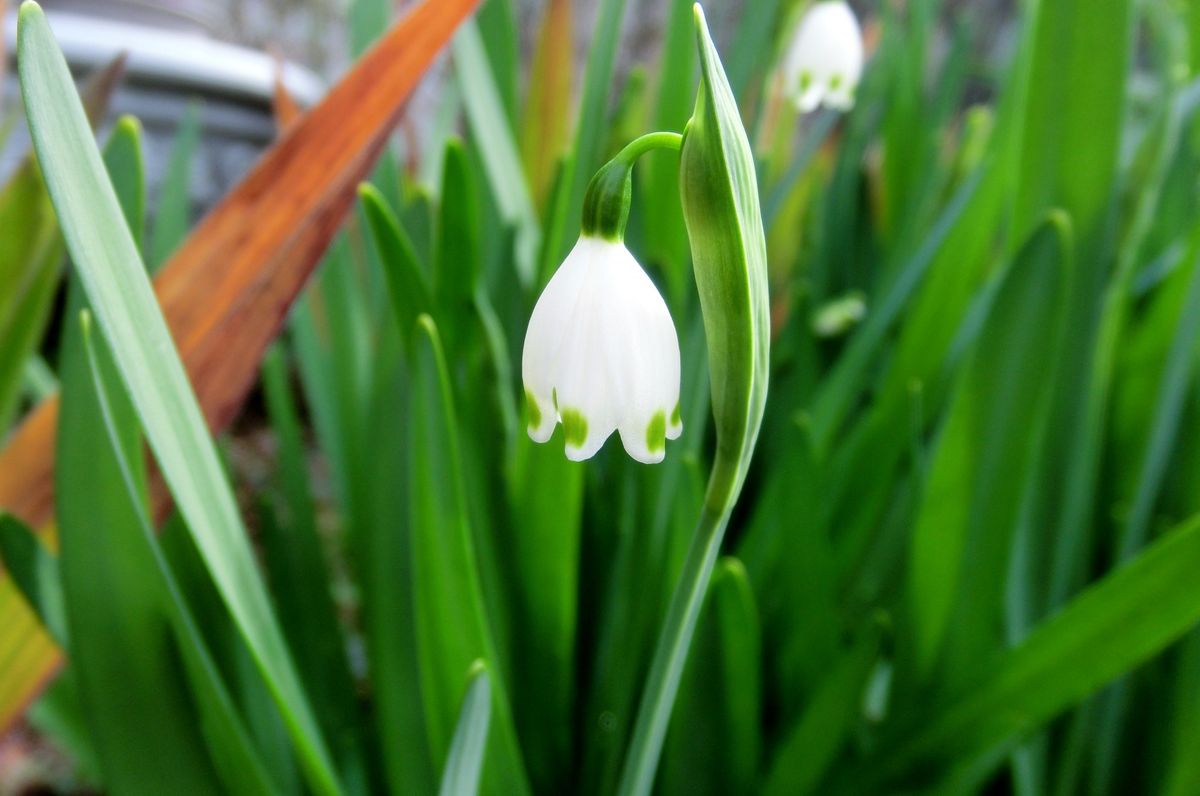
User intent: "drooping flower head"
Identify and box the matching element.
[782,0,864,113]
[522,236,682,464]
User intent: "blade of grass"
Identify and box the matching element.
[725,0,781,100]
[437,662,493,796]
[0,54,125,435]
[434,137,481,315]
[475,0,519,130]
[260,346,366,784]
[761,627,880,795]
[409,315,532,796]
[906,214,1070,685]
[55,299,224,795]
[0,514,66,645]
[503,433,583,791]
[850,512,1200,791]
[17,4,341,791]
[75,309,278,795]
[0,89,133,738]
[1086,238,1200,790]
[358,346,437,795]
[359,182,433,343]
[807,169,983,454]
[453,18,540,286]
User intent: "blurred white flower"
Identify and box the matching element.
[522,236,682,464]
[782,0,864,113]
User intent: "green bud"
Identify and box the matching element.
[678,3,771,513]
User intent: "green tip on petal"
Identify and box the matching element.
[525,389,543,429]
[670,402,682,427]
[561,408,589,448]
[646,411,667,454]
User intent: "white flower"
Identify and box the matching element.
[782,0,864,113]
[522,236,682,464]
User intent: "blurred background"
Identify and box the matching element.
[2,0,1015,233]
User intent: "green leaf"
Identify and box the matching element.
[355,346,435,795]
[0,149,62,432]
[617,8,771,795]
[1027,0,1137,614]
[57,297,221,795]
[474,0,519,131]
[906,214,1070,684]
[762,628,880,795]
[502,434,583,790]
[659,558,761,796]
[453,18,540,286]
[358,182,433,348]
[409,314,532,796]
[435,137,481,309]
[260,346,366,784]
[74,309,278,795]
[437,662,493,796]
[806,168,983,453]
[102,115,146,248]
[16,5,341,793]
[859,512,1200,790]
[0,57,127,431]
[348,0,389,57]
[725,0,782,99]
[1013,0,1133,246]
[0,513,66,646]
[148,101,199,269]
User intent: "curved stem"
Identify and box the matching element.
[614,131,684,164]
[581,131,683,241]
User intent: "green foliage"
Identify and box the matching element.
[7,0,1200,794]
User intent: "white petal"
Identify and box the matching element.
[522,238,591,442]
[603,248,680,463]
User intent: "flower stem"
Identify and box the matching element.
[581,131,683,241]
[614,131,684,164]
[615,499,732,796]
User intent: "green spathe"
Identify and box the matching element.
[678,3,771,511]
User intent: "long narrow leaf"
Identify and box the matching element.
[438,662,493,796]
[17,4,341,791]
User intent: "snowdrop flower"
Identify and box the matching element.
[782,0,864,113]
[522,236,682,464]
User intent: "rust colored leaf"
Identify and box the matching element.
[0,0,478,732]
[271,47,303,133]
[520,0,573,209]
